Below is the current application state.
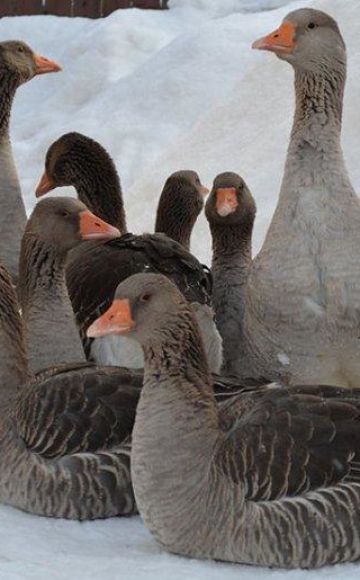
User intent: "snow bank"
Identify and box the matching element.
[0,0,360,578]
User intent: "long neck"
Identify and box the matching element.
[155,185,201,250]
[75,158,127,232]
[0,266,30,407]
[281,62,350,193]
[155,204,197,250]
[18,234,86,373]
[136,308,218,451]
[210,222,253,376]
[0,70,27,283]
[132,309,219,549]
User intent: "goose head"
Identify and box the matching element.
[205,171,256,228]
[87,273,183,344]
[26,197,120,253]
[35,132,92,197]
[0,40,61,85]
[252,8,346,73]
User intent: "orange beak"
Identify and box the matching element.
[34,53,62,76]
[215,187,238,217]
[200,185,210,197]
[79,210,121,241]
[252,21,296,54]
[87,299,134,338]
[35,171,55,197]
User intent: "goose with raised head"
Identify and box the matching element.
[0,41,61,282]
[0,197,143,519]
[35,133,222,372]
[88,272,360,569]
[244,8,360,386]
[205,172,256,378]
[155,170,208,250]
[35,132,126,231]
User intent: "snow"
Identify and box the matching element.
[1,0,360,577]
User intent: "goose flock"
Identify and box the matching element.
[1,6,360,571]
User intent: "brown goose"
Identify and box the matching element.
[0,215,143,518]
[155,170,208,250]
[35,132,126,231]
[88,272,360,569]
[0,41,61,283]
[205,172,256,378]
[241,8,360,386]
[34,133,222,372]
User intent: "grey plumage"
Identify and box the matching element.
[0,198,142,519]
[0,41,60,282]
[91,272,360,568]
[244,9,360,386]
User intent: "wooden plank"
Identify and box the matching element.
[0,0,43,16]
[73,0,101,18]
[102,0,168,16]
[43,0,72,17]
[0,0,168,18]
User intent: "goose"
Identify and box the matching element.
[205,172,256,378]
[0,41,61,283]
[88,272,360,569]
[238,8,360,386]
[0,200,146,518]
[35,132,126,231]
[34,133,222,372]
[155,170,209,250]
[18,196,120,372]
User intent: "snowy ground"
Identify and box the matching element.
[0,0,360,578]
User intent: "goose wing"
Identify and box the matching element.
[15,364,142,458]
[219,384,360,501]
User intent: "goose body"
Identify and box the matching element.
[243,9,360,387]
[36,133,222,373]
[0,41,61,282]
[89,272,360,569]
[0,198,145,519]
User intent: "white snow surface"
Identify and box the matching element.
[1,0,360,578]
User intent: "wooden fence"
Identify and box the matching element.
[0,0,168,18]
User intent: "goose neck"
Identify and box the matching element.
[210,222,252,271]
[18,234,85,373]
[0,267,29,405]
[75,167,126,232]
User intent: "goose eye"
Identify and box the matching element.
[60,210,69,218]
[140,292,151,302]
[307,22,317,29]
[17,46,25,54]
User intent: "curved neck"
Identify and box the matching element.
[0,266,29,406]
[75,161,127,232]
[142,309,216,409]
[0,70,26,282]
[18,234,85,373]
[132,309,219,544]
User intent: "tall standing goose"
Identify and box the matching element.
[0,197,143,519]
[205,172,256,378]
[35,133,222,372]
[242,8,360,386]
[88,272,360,569]
[0,41,61,282]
